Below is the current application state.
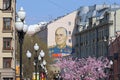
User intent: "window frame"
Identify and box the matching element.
[68,39,72,43]
[68,31,71,35]
[3,57,12,68]
[3,17,12,32]
[68,21,71,26]
[3,0,11,11]
[3,37,12,50]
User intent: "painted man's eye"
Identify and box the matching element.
[60,34,63,36]
[55,34,58,36]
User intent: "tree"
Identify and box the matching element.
[16,34,53,79]
[55,56,112,80]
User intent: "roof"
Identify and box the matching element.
[78,4,120,22]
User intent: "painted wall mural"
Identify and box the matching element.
[49,27,72,58]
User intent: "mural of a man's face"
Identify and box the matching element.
[55,27,67,46]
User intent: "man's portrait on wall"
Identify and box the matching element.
[49,27,72,58]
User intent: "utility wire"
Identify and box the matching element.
[45,0,71,12]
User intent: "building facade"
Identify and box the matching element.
[75,4,120,58]
[40,11,77,73]
[0,0,16,80]
[47,11,77,58]
[109,34,120,80]
[75,4,120,80]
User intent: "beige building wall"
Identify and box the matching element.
[47,11,77,47]
[109,9,120,37]
[47,11,77,73]
[109,11,116,37]
[116,9,120,31]
[0,0,16,80]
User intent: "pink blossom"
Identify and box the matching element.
[55,56,111,80]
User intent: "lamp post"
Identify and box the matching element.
[15,7,28,80]
[34,43,39,80]
[109,60,113,80]
[26,43,46,80]
[38,50,45,80]
[42,60,47,80]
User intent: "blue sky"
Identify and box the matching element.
[16,0,120,25]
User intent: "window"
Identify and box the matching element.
[3,77,13,80]
[3,38,12,50]
[3,57,12,68]
[3,0,11,10]
[68,21,71,26]
[69,39,71,43]
[68,31,71,35]
[104,12,109,21]
[89,18,92,27]
[3,18,12,31]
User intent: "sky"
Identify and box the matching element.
[16,0,120,25]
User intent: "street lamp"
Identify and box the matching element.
[34,43,39,80]
[15,7,28,80]
[109,60,113,80]
[26,50,32,59]
[26,50,38,80]
[26,43,46,80]
[40,50,45,61]
[43,60,47,66]
[42,60,48,80]
[109,60,113,66]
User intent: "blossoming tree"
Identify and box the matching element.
[55,56,112,80]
